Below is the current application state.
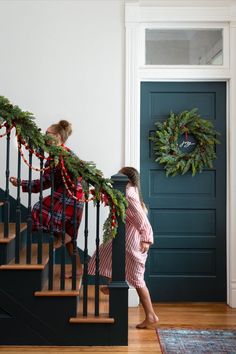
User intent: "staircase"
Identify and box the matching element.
[0,102,129,346]
[0,176,129,346]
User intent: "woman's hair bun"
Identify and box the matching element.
[58,120,72,136]
[59,120,69,129]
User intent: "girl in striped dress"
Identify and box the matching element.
[88,167,159,329]
[10,120,84,276]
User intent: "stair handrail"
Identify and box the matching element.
[0,95,127,241]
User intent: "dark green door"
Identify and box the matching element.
[141,82,226,301]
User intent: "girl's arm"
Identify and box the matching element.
[21,168,52,193]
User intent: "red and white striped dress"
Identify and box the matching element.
[88,183,153,288]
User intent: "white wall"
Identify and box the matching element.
[0,0,125,252]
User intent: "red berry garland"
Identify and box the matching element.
[0,94,128,242]
[17,140,51,172]
[17,134,53,161]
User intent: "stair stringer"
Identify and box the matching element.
[0,266,126,346]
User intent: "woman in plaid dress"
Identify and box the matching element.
[88,167,159,329]
[10,120,84,276]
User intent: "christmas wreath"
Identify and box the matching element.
[149,109,220,176]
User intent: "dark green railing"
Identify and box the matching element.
[1,127,128,330]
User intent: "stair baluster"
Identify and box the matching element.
[82,200,89,316]
[48,163,54,290]
[60,184,66,290]
[4,126,10,238]
[37,149,44,264]
[95,200,100,316]
[15,144,22,263]
[71,178,77,290]
[26,144,32,264]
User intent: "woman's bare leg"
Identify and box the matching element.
[136,286,159,329]
[54,232,71,249]
[100,277,111,295]
[100,285,110,295]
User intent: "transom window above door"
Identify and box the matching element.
[145,29,223,65]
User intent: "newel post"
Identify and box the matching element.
[109,173,129,345]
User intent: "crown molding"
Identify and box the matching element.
[126,1,236,22]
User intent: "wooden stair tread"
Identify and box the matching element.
[69,314,114,324]
[0,243,49,270]
[0,223,27,244]
[69,285,114,324]
[35,264,82,296]
[35,289,80,296]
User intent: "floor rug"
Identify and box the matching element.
[157,328,236,354]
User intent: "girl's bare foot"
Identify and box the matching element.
[136,316,159,329]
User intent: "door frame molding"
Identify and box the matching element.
[125,1,236,307]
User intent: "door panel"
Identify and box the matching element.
[141,82,226,301]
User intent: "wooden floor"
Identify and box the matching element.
[1,302,236,353]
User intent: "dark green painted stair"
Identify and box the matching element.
[0,223,124,346]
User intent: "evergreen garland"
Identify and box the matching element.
[149,109,220,177]
[0,96,127,241]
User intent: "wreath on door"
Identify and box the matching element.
[149,108,220,176]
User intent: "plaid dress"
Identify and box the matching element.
[21,158,84,238]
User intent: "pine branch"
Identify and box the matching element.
[0,95,127,241]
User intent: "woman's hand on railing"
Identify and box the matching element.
[10,176,20,187]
